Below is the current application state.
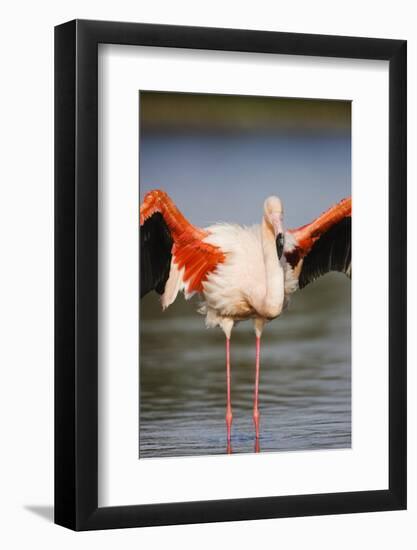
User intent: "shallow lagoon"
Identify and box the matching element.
[139,273,351,458]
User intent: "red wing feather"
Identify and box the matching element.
[286,197,351,268]
[140,189,225,294]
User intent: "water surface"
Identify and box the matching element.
[139,274,351,458]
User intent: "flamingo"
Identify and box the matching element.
[140,189,351,445]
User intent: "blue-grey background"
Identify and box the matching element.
[139,92,351,458]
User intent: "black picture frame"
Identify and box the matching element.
[55,19,407,531]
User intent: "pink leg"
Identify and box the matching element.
[253,335,261,439]
[225,337,233,443]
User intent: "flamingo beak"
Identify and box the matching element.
[271,214,284,259]
[276,233,284,259]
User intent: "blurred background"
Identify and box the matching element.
[139,91,351,458]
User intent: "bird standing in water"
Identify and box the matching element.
[140,189,351,445]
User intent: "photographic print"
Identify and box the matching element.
[139,91,351,458]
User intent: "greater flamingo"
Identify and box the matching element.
[140,189,351,444]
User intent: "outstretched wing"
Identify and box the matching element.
[285,197,351,289]
[298,216,351,288]
[140,212,173,297]
[140,189,225,301]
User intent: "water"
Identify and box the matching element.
[139,274,351,458]
[139,130,351,458]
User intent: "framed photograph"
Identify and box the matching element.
[55,19,406,530]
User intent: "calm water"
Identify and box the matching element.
[139,274,351,458]
[139,131,351,458]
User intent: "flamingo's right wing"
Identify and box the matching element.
[140,211,173,297]
[140,189,225,300]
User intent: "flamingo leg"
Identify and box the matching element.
[253,318,265,440]
[225,337,233,444]
[253,335,261,439]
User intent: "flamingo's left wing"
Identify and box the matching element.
[285,197,351,289]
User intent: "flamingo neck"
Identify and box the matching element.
[260,217,285,318]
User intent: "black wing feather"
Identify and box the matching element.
[298,217,351,289]
[140,212,173,297]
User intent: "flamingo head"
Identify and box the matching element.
[264,196,285,259]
